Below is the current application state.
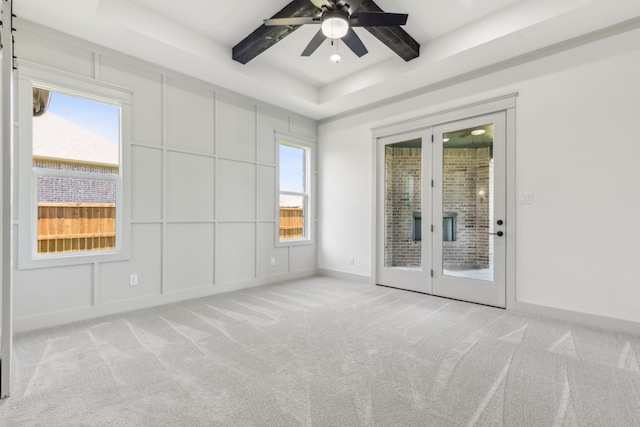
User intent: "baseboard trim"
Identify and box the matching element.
[14,270,316,333]
[16,270,639,337]
[316,269,375,284]
[316,269,640,336]
[511,300,640,337]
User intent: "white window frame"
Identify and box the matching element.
[275,132,315,247]
[17,61,133,269]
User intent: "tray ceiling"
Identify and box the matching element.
[13,0,640,120]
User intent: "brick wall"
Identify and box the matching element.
[35,161,117,204]
[384,146,493,269]
[442,147,492,269]
[385,146,422,268]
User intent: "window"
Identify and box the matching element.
[277,133,314,245]
[412,212,421,242]
[33,89,120,254]
[18,63,132,269]
[443,212,458,242]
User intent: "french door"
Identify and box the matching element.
[432,112,506,307]
[376,112,507,308]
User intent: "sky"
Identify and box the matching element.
[279,144,305,193]
[48,92,120,142]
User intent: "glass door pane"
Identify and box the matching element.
[384,139,422,271]
[442,124,494,281]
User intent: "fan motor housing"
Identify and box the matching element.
[321,10,350,39]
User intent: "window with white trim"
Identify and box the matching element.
[277,135,313,245]
[17,63,132,269]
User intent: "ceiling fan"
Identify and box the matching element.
[263,0,409,58]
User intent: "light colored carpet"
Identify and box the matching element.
[0,276,639,426]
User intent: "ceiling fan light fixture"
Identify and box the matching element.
[330,52,341,63]
[321,11,349,39]
[471,129,486,136]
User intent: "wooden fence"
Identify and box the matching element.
[38,204,302,251]
[37,203,116,253]
[280,207,303,239]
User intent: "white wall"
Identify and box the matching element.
[318,26,640,328]
[12,23,318,332]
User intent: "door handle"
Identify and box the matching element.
[488,231,504,237]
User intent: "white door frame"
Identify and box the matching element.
[371,94,517,308]
[1,0,15,399]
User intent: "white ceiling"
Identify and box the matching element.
[13,0,640,120]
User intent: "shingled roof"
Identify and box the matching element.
[32,112,119,167]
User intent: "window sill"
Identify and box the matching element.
[18,242,131,270]
[276,238,314,248]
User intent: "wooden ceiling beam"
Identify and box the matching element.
[357,0,420,62]
[232,0,319,64]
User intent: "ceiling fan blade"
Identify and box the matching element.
[264,17,318,26]
[342,28,368,57]
[351,12,408,27]
[302,29,327,56]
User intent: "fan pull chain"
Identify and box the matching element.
[330,39,341,63]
